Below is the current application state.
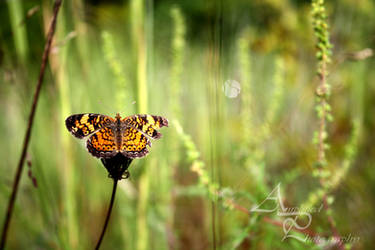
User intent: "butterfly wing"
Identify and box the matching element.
[86,127,118,158]
[67,113,168,159]
[122,114,168,139]
[65,113,114,139]
[121,127,151,158]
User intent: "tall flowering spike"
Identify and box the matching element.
[312,0,333,93]
[311,0,333,169]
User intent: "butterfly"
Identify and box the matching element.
[65,113,168,159]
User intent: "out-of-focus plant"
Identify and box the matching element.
[170,6,186,119]
[101,31,130,111]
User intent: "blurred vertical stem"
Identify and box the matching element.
[131,0,148,113]
[166,5,186,246]
[71,0,89,76]
[131,0,149,250]
[263,58,285,132]
[238,30,252,146]
[42,0,79,248]
[207,1,224,246]
[7,0,29,63]
[0,1,62,249]
[237,30,268,196]
[170,6,185,118]
[102,31,128,111]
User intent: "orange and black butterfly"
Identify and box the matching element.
[65,113,168,159]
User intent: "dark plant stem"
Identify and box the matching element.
[95,179,118,250]
[0,1,62,249]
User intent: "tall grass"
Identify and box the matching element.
[0,1,62,249]
[7,0,28,63]
[130,1,150,250]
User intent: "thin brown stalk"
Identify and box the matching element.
[95,179,118,250]
[317,62,327,164]
[0,1,62,249]
[322,196,340,237]
[317,56,344,250]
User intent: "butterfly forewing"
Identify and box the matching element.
[122,114,168,139]
[65,113,114,138]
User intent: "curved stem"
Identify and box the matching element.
[0,1,62,249]
[95,179,118,250]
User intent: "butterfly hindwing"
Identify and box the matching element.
[86,127,118,158]
[65,113,114,139]
[121,126,151,158]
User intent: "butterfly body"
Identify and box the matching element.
[65,113,168,159]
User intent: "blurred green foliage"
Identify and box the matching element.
[1,0,375,249]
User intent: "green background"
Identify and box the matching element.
[0,0,374,249]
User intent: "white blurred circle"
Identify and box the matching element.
[223,79,241,98]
